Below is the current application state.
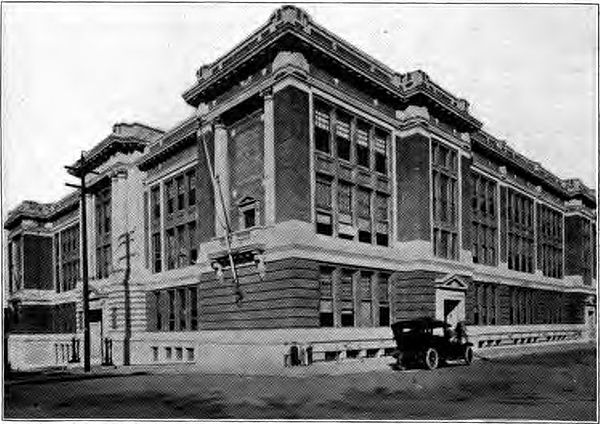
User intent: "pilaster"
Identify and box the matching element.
[332,267,341,328]
[86,193,96,280]
[214,121,229,237]
[263,90,276,226]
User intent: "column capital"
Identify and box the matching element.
[261,88,274,100]
[214,119,226,130]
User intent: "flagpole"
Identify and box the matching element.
[198,120,243,304]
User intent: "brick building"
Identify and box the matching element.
[4,6,597,371]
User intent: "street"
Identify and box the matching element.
[4,345,596,421]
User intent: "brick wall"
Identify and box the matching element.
[396,133,431,242]
[228,110,265,231]
[390,270,437,321]
[146,258,320,331]
[273,86,311,223]
[197,130,216,242]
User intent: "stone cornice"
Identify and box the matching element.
[4,191,80,230]
[137,116,199,172]
[472,131,596,208]
[182,5,481,131]
[68,122,164,177]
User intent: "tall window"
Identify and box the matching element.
[151,186,161,220]
[154,291,162,330]
[150,185,162,273]
[162,169,199,272]
[505,188,534,273]
[340,270,354,327]
[53,235,60,293]
[432,140,459,260]
[314,106,331,154]
[359,272,372,326]
[337,182,353,239]
[59,225,80,292]
[356,124,370,168]
[335,113,351,161]
[152,234,162,273]
[318,267,334,327]
[471,172,498,265]
[377,274,390,326]
[537,204,563,278]
[312,97,391,246]
[509,287,536,325]
[375,193,389,246]
[315,175,333,236]
[95,186,112,279]
[166,229,176,270]
[165,181,175,214]
[168,289,175,331]
[176,176,185,211]
[473,283,498,325]
[153,285,199,332]
[176,225,187,267]
[12,237,22,291]
[187,169,197,207]
[357,188,371,243]
[315,266,392,328]
[581,218,592,285]
[188,221,198,265]
[178,288,187,331]
[189,286,198,330]
[374,130,388,174]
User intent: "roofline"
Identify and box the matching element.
[182,5,480,130]
[4,191,80,230]
[67,122,164,177]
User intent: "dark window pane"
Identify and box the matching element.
[319,313,334,327]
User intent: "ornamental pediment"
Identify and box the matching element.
[435,274,469,291]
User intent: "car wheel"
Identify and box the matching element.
[463,346,474,365]
[423,348,439,370]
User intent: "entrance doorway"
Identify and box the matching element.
[444,299,461,327]
[89,309,103,365]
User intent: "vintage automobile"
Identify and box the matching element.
[390,317,474,370]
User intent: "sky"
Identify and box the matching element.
[1,3,597,216]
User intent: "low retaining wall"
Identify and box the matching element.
[7,323,588,372]
[7,333,81,371]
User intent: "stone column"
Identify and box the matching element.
[371,271,380,326]
[332,267,341,328]
[86,193,96,280]
[263,90,276,227]
[110,173,126,273]
[214,121,229,237]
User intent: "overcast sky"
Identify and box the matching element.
[2,3,597,215]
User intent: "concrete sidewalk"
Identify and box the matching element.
[283,339,595,376]
[5,339,595,383]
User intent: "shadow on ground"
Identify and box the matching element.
[4,346,596,420]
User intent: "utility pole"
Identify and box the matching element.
[65,152,98,372]
[117,230,133,365]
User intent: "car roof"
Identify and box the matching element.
[391,317,450,329]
